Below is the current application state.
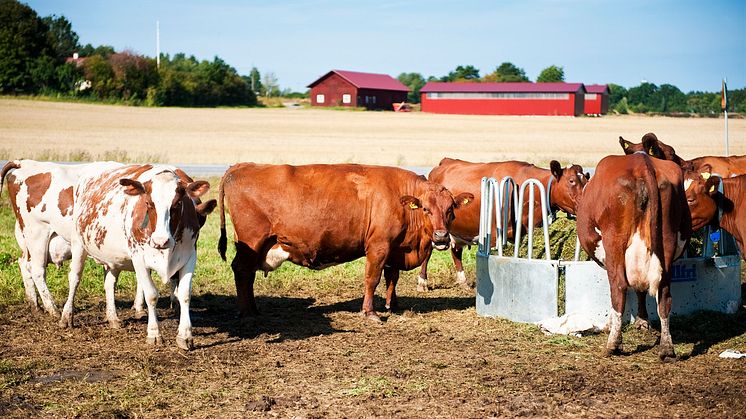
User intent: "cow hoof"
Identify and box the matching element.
[361,311,382,323]
[634,319,650,331]
[659,347,676,362]
[46,307,60,318]
[176,336,194,351]
[416,284,429,292]
[146,336,164,346]
[58,314,73,329]
[133,310,147,320]
[602,347,622,357]
[108,319,122,329]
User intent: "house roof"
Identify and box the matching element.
[308,70,409,92]
[420,82,586,94]
[585,84,609,94]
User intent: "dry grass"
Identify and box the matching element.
[1,98,744,168]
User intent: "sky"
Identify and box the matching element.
[25,0,746,93]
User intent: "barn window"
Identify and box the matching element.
[316,94,325,104]
[342,94,351,104]
[584,93,598,100]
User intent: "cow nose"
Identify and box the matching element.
[151,235,172,249]
[433,230,449,241]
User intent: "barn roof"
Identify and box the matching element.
[585,84,609,94]
[420,82,586,94]
[308,70,409,92]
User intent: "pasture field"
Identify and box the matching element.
[0,99,745,417]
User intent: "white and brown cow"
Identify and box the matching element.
[1,160,122,316]
[577,153,690,361]
[60,164,212,350]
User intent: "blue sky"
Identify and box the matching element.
[26,0,746,92]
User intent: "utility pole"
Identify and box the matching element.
[723,78,729,156]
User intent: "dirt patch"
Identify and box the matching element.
[1,283,745,418]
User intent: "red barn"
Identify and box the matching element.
[584,84,610,115]
[308,70,409,110]
[420,82,586,116]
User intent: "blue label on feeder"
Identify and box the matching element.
[709,230,721,243]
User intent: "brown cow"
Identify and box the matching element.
[577,154,690,360]
[217,163,473,321]
[417,158,587,290]
[620,132,746,177]
[683,166,746,258]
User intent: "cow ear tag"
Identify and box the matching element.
[701,172,711,180]
[409,202,419,209]
[623,142,628,149]
[709,184,715,193]
[648,147,655,155]
[709,230,721,243]
[462,198,470,205]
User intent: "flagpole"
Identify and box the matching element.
[723,78,729,156]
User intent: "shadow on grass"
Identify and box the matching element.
[671,309,746,358]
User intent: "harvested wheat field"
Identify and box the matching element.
[1,98,745,418]
[1,98,744,168]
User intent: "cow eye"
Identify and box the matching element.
[423,207,432,215]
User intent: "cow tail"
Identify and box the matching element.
[1,160,20,198]
[641,156,663,294]
[218,173,228,261]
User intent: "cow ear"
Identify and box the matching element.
[699,164,713,180]
[187,180,210,198]
[619,136,634,154]
[454,192,474,208]
[400,195,421,210]
[550,160,562,180]
[584,172,591,180]
[705,176,720,196]
[120,178,145,196]
[197,199,217,216]
[642,133,662,158]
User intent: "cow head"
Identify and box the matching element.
[401,183,474,250]
[120,171,211,250]
[683,164,720,231]
[549,160,588,215]
[619,133,684,165]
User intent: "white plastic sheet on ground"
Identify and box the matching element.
[536,312,604,337]
[719,349,746,359]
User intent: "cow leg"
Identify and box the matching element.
[416,257,429,293]
[132,280,147,319]
[15,223,38,310]
[451,245,469,289]
[634,291,650,330]
[605,259,627,357]
[657,281,676,361]
[135,263,163,346]
[362,246,387,321]
[175,254,197,350]
[26,231,58,317]
[232,243,259,317]
[384,266,400,312]
[169,274,179,312]
[104,268,122,329]
[59,238,87,328]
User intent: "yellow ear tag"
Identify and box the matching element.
[648,147,654,155]
[623,143,629,149]
[709,184,715,193]
[701,172,711,180]
[409,202,418,209]
[462,198,470,205]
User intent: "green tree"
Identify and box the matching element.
[42,15,78,62]
[658,84,686,112]
[81,54,115,98]
[78,43,115,58]
[484,62,529,82]
[627,82,659,112]
[243,67,263,96]
[441,65,480,82]
[536,65,564,82]
[397,72,425,103]
[0,0,50,92]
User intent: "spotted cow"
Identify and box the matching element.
[217,163,473,321]
[577,153,690,360]
[417,158,587,290]
[60,164,214,350]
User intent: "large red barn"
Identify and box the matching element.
[308,70,409,110]
[420,82,586,116]
[584,84,610,115]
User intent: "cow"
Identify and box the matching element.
[1,160,123,316]
[217,163,474,321]
[620,132,746,178]
[683,166,746,258]
[417,158,588,290]
[576,153,690,360]
[60,164,214,350]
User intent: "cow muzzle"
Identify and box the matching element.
[151,235,174,250]
[432,230,450,251]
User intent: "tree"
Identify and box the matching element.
[262,72,279,97]
[536,65,564,82]
[483,62,529,82]
[397,72,425,103]
[0,0,50,92]
[441,65,480,82]
[78,43,115,58]
[42,15,79,62]
[244,67,263,96]
[658,84,686,112]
